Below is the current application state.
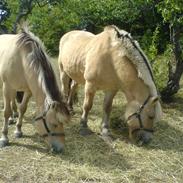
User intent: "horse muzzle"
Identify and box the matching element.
[50,141,64,153]
[136,130,153,146]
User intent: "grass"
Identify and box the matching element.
[0,59,183,183]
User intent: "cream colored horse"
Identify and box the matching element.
[0,27,70,152]
[58,25,162,145]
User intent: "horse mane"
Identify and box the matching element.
[104,25,162,122]
[16,26,62,105]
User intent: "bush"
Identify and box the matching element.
[152,45,173,91]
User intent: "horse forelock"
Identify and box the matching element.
[17,28,63,104]
[108,25,162,121]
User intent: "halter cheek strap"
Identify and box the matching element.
[126,96,154,134]
[35,115,65,138]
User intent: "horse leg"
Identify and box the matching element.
[12,99,18,118]
[60,70,70,103]
[8,99,18,125]
[67,80,78,114]
[0,84,13,147]
[80,82,96,136]
[14,92,31,138]
[101,91,117,139]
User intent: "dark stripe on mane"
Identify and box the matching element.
[17,30,62,102]
[114,28,155,83]
[125,34,154,82]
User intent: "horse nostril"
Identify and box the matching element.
[141,133,152,144]
[51,142,64,153]
[137,131,152,145]
[143,136,152,144]
[51,145,64,153]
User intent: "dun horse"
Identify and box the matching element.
[0,27,70,152]
[58,25,162,145]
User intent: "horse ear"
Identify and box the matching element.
[150,96,159,106]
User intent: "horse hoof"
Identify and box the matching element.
[0,139,9,148]
[14,131,23,138]
[8,118,16,125]
[79,128,93,136]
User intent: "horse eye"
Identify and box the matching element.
[149,116,154,120]
[53,124,58,128]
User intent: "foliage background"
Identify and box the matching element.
[1,0,183,90]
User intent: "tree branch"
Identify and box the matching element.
[12,0,34,33]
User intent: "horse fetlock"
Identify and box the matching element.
[13,112,19,118]
[101,127,110,136]
[80,119,88,127]
[8,117,16,125]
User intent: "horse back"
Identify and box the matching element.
[0,34,28,90]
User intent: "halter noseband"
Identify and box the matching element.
[126,96,154,134]
[34,115,65,138]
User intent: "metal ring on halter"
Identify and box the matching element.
[34,115,65,138]
[126,95,154,134]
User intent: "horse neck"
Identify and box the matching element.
[124,77,150,104]
[23,64,52,112]
[30,80,49,112]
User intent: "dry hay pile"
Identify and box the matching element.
[0,59,183,183]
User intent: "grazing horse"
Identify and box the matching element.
[58,25,162,145]
[0,27,70,152]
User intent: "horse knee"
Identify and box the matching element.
[4,108,12,119]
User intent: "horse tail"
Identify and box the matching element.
[16,91,24,103]
[16,25,63,103]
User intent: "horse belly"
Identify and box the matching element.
[84,54,120,90]
[62,57,86,85]
[84,66,120,91]
[0,57,29,91]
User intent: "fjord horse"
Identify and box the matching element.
[58,25,162,145]
[0,27,70,152]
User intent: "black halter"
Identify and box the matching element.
[34,115,65,138]
[126,96,154,134]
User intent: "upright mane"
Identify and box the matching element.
[104,25,162,121]
[17,26,62,104]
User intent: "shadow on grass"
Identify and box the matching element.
[162,95,183,112]
[57,123,131,171]
[145,120,183,152]
[7,133,49,153]
[10,141,48,153]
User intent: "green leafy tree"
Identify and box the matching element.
[0,0,10,33]
[157,0,183,100]
[3,0,178,95]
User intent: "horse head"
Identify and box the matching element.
[34,101,70,153]
[125,96,159,145]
